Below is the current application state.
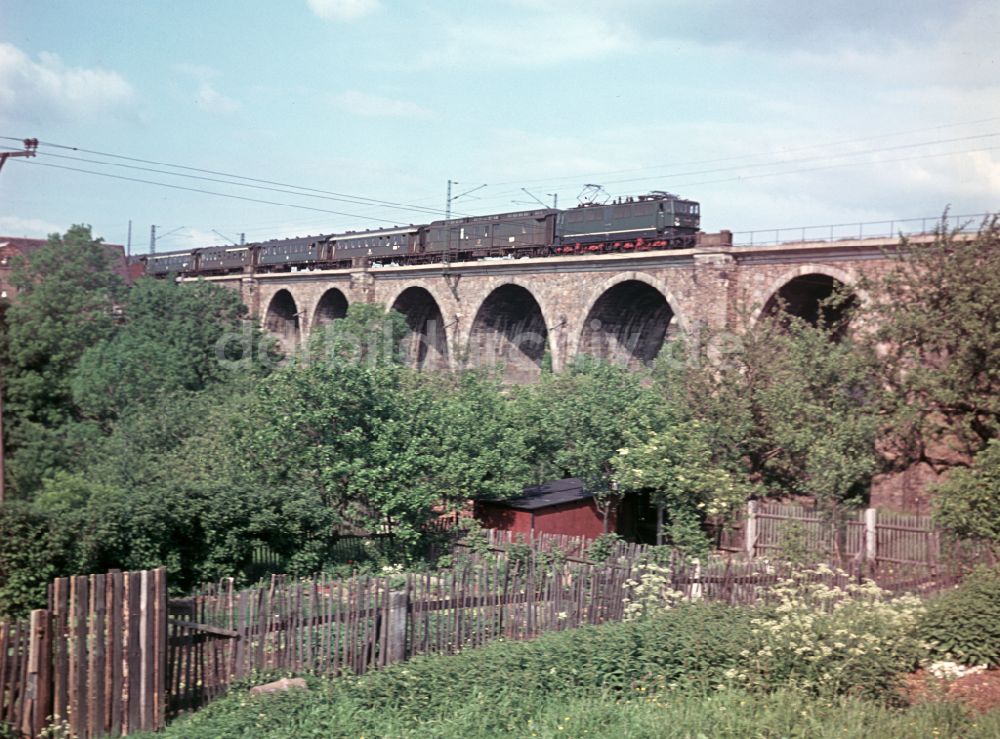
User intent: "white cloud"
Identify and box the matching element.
[307,0,379,22]
[195,82,240,114]
[0,215,64,238]
[332,90,433,119]
[173,64,241,115]
[0,43,133,124]
[416,13,634,68]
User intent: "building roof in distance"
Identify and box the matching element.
[488,478,593,511]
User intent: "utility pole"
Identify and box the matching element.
[444,180,486,266]
[149,225,184,254]
[0,138,37,503]
[445,180,486,220]
[0,138,37,174]
[127,219,132,257]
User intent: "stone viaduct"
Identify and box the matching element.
[189,233,939,382]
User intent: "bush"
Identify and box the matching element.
[0,502,65,618]
[920,566,1000,667]
[346,600,754,710]
[729,566,925,700]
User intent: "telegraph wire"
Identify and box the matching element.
[14,159,407,223]
[628,144,1000,194]
[474,131,1000,205]
[483,116,1000,189]
[34,151,466,220]
[0,136,464,219]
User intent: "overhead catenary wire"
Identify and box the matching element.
[33,151,471,220]
[0,136,467,219]
[6,115,997,216]
[4,119,998,240]
[472,131,1000,206]
[623,143,1000,194]
[15,160,409,224]
[481,115,1000,189]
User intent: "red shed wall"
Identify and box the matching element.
[473,502,533,534]
[474,499,612,539]
[533,499,609,539]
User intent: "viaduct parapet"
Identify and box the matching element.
[190,234,936,381]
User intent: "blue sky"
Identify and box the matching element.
[1,0,998,251]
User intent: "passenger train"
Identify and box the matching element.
[136,191,703,276]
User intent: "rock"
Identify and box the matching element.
[249,677,309,696]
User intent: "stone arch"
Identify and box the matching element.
[263,288,301,354]
[390,286,450,371]
[467,283,552,382]
[577,280,676,368]
[312,287,349,327]
[754,265,859,329]
[568,272,687,363]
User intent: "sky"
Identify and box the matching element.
[1,0,999,252]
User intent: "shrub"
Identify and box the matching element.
[622,562,683,621]
[728,566,925,700]
[919,566,1000,667]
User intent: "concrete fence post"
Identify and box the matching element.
[386,590,409,666]
[864,507,877,564]
[745,501,758,559]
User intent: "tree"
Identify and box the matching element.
[611,421,749,554]
[3,225,124,495]
[934,440,1000,557]
[71,277,267,424]
[860,216,1000,471]
[304,303,408,367]
[510,359,662,527]
[652,312,883,511]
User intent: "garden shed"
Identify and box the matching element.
[473,478,612,539]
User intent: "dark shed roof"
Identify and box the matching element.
[488,478,593,511]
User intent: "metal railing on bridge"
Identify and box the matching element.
[731,212,991,247]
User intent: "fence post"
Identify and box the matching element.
[385,590,409,666]
[745,501,758,559]
[22,609,51,738]
[864,508,877,566]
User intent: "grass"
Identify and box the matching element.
[136,597,1000,738]
[145,683,1000,738]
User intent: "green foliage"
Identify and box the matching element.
[586,532,624,561]
[138,683,1000,739]
[732,567,925,700]
[653,312,882,510]
[138,600,1000,738]
[934,440,1000,555]
[0,501,64,617]
[3,225,124,494]
[347,601,754,706]
[919,567,1000,668]
[304,302,408,366]
[510,358,662,526]
[613,420,751,554]
[71,277,265,423]
[861,216,1000,468]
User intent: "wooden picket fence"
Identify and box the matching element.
[0,569,167,738]
[0,522,978,738]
